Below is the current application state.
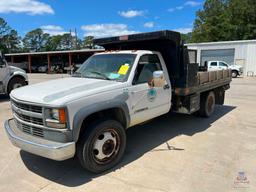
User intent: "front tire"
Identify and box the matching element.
[232,70,238,78]
[199,91,215,117]
[7,77,26,95]
[77,119,126,173]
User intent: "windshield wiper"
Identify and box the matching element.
[88,71,111,80]
[72,71,83,77]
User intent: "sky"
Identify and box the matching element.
[0,0,204,38]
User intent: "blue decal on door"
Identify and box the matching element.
[147,88,157,102]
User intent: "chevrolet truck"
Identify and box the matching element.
[4,31,231,173]
[0,52,28,95]
[207,60,243,78]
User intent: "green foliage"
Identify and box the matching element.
[45,33,82,51]
[181,33,192,43]
[0,18,21,53]
[82,36,94,49]
[23,28,50,52]
[191,0,256,42]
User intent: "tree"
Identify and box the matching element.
[82,36,94,49]
[60,33,73,50]
[45,35,63,51]
[191,0,228,42]
[23,28,50,52]
[191,0,256,42]
[0,17,21,53]
[181,33,192,43]
[4,30,21,53]
[227,0,256,40]
[0,18,11,38]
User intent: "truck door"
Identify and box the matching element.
[219,61,229,70]
[208,61,218,71]
[129,54,171,126]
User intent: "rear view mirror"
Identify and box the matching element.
[149,70,166,87]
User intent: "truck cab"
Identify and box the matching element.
[208,61,243,78]
[0,52,28,95]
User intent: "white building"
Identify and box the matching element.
[187,40,256,76]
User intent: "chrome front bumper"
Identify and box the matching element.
[4,119,75,161]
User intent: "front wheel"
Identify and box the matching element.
[232,70,238,78]
[77,119,126,173]
[7,77,26,95]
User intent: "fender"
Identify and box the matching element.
[72,98,130,142]
[5,70,28,93]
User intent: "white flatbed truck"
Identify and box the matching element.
[4,31,231,173]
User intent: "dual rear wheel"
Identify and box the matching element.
[199,91,216,117]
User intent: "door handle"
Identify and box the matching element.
[163,84,170,90]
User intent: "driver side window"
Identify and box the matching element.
[133,54,162,85]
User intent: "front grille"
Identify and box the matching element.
[16,121,44,138]
[12,100,42,113]
[14,111,44,125]
[11,99,45,138]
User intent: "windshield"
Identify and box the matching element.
[75,54,136,82]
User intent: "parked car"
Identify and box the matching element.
[38,65,48,73]
[0,52,28,95]
[4,31,232,173]
[207,61,243,78]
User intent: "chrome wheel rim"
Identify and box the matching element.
[92,129,120,164]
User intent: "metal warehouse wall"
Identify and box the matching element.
[187,40,256,76]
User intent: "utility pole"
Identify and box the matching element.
[69,29,72,50]
[75,28,78,50]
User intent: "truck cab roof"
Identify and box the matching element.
[95,50,160,55]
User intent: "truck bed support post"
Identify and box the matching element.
[47,54,51,74]
[28,55,32,73]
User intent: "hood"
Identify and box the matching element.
[9,66,26,73]
[11,77,125,106]
[230,64,243,69]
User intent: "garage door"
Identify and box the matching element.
[201,49,235,65]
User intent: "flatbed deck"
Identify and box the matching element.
[175,69,232,96]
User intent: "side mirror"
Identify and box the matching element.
[0,61,6,68]
[148,70,166,88]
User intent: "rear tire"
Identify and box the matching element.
[77,119,126,173]
[199,91,215,117]
[7,77,26,95]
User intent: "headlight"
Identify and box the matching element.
[45,108,67,129]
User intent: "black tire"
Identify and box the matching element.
[232,70,238,78]
[219,90,225,105]
[199,91,215,117]
[7,77,26,95]
[77,119,126,173]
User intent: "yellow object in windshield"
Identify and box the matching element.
[118,64,130,75]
